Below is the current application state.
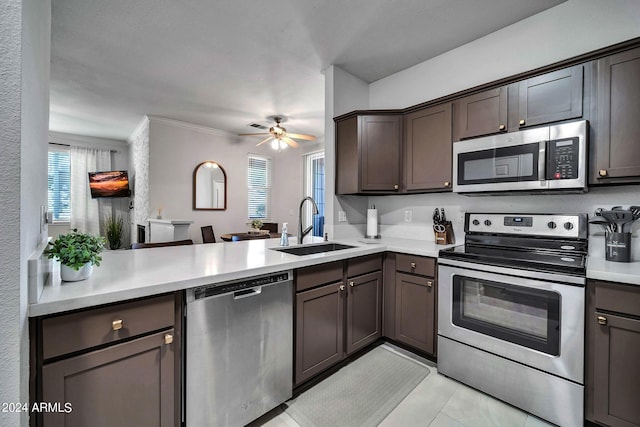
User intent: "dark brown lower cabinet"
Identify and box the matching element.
[33,293,181,427]
[587,280,640,427]
[42,330,175,427]
[294,256,382,386]
[295,281,345,385]
[346,271,382,354]
[394,272,436,355]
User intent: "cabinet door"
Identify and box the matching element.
[454,87,507,140]
[515,64,583,129]
[42,330,176,427]
[335,116,359,194]
[346,271,382,355]
[295,282,345,385]
[360,116,402,192]
[593,312,640,427]
[395,272,436,355]
[404,103,453,191]
[591,47,640,184]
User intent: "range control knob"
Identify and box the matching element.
[472,219,480,226]
[484,219,492,226]
[547,221,557,229]
[564,222,574,230]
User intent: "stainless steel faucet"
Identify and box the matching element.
[298,196,319,244]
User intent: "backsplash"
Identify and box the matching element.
[336,185,640,261]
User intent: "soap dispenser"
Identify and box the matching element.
[280,223,289,246]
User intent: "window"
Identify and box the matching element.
[247,154,271,220]
[304,151,325,236]
[48,146,71,222]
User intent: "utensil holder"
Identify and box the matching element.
[435,224,455,245]
[605,231,631,262]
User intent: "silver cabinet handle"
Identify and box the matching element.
[426,280,433,288]
[349,281,355,287]
[597,316,607,325]
[164,334,174,345]
[339,284,345,291]
[112,319,123,331]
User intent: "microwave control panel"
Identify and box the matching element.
[546,137,579,180]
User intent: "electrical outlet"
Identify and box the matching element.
[404,210,412,223]
[338,211,347,222]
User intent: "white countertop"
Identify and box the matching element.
[586,257,640,286]
[30,237,453,317]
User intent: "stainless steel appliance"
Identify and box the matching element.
[438,213,588,427]
[453,120,588,194]
[185,272,293,427]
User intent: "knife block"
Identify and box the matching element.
[435,223,455,245]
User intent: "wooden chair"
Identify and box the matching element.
[260,222,278,233]
[130,239,193,249]
[201,226,216,243]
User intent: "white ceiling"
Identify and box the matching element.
[49,0,564,141]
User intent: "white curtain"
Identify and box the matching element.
[70,146,111,235]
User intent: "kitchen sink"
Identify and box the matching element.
[271,243,356,256]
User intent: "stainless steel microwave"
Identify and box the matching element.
[453,120,588,194]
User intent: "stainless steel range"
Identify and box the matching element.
[438,213,588,427]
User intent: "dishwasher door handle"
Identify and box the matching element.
[233,286,263,300]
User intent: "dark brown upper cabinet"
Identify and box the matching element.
[453,87,507,140]
[510,64,584,129]
[404,103,453,192]
[335,115,402,194]
[590,46,640,184]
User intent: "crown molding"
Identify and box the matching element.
[146,115,235,137]
[49,131,128,149]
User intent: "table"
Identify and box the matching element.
[220,232,285,242]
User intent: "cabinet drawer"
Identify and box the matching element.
[42,294,175,360]
[594,280,640,317]
[296,261,344,292]
[396,254,435,277]
[347,254,382,278]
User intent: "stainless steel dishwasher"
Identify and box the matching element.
[185,271,293,427]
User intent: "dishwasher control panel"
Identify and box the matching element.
[193,271,291,300]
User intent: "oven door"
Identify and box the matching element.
[453,126,549,193]
[438,261,584,383]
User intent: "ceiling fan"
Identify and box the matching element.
[239,116,316,149]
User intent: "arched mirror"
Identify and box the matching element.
[193,161,227,210]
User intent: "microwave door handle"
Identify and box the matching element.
[538,141,546,181]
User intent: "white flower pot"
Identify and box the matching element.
[60,262,93,282]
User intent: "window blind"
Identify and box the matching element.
[247,154,272,220]
[48,147,71,222]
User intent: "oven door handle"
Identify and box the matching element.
[538,140,546,181]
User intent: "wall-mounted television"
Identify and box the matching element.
[88,170,131,198]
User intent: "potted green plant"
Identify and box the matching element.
[46,229,106,282]
[104,214,125,250]
[249,219,264,234]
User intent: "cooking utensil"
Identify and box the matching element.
[440,208,447,223]
[615,211,634,233]
[594,207,603,217]
[601,211,620,232]
[630,205,640,221]
[433,208,441,224]
[611,205,623,210]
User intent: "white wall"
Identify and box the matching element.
[369,0,640,109]
[48,132,130,244]
[146,117,320,243]
[0,0,50,426]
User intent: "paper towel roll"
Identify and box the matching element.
[366,207,379,238]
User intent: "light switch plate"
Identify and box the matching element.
[404,210,412,223]
[338,211,347,222]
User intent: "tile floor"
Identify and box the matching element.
[257,344,555,427]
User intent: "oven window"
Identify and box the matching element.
[452,276,560,355]
[457,142,539,185]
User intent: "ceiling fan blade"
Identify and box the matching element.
[239,132,271,136]
[283,136,299,148]
[287,133,316,141]
[256,136,274,146]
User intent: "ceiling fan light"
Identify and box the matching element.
[271,139,280,150]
